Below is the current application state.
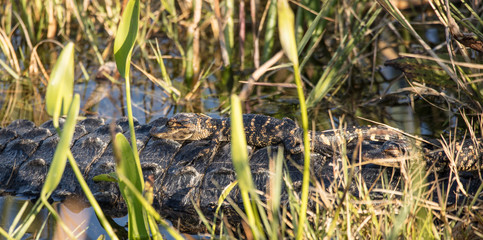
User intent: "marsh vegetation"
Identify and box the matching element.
[0,0,482,239]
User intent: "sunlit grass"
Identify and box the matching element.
[0,0,482,239]
[277,0,311,239]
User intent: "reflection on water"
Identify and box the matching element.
[0,196,120,239]
[53,196,101,240]
[0,196,203,239]
[76,70,174,125]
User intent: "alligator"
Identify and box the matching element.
[150,113,408,154]
[0,114,482,233]
[151,113,482,171]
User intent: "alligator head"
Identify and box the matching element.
[150,113,214,141]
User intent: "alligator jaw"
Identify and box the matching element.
[150,126,194,140]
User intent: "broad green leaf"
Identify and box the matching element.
[41,94,79,196]
[114,0,139,78]
[113,0,143,190]
[113,133,149,239]
[45,42,74,121]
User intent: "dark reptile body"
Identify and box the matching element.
[149,113,301,152]
[149,113,408,155]
[150,113,483,171]
[360,137,483,171]
[0,115,481,233]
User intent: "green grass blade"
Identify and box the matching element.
[0,226,14,240]
[12,201,45,238]
[306,5,381,108]
[211,180,238,235]
[115,172,184,240]
[150,40,179,101]
[277,1,311,239]
[145,181,162,240]
[7,200,29,234]
[230,94,263,239]
[296,1,331,56]
[45,42,74,126]
[262,0,277,62]
[41,94,79,196]
[215,180,238,216]
[38,94,81,240]
[113,133,149,239]
[269,148,284,238]
[224,0,234,58]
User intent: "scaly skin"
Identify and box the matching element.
[150,113,407,154]
[151,113,482,171]
[150,113,303,153]
[0,115,481,233]
[361,138,483,171]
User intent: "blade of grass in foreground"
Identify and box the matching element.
[114,1,153,238]
[15,42,78,239]
[113,133,149,239]
[39,94,81,240]
[112,134,184,239]
[114,0,139,79]
[277,0,311,239]
[230,94,264,239]
[0,226,14,240]
[114,0,143,182]
[13,42,118,239]
[45,42,75,127]
[44,41,118,239]
[269,146,284,238]
[207,180,238,236]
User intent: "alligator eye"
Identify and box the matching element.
[167,121,174,127]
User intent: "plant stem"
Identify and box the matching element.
[293,63,310,240]
[124,74,143,189]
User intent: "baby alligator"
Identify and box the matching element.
[150,113,405,154]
